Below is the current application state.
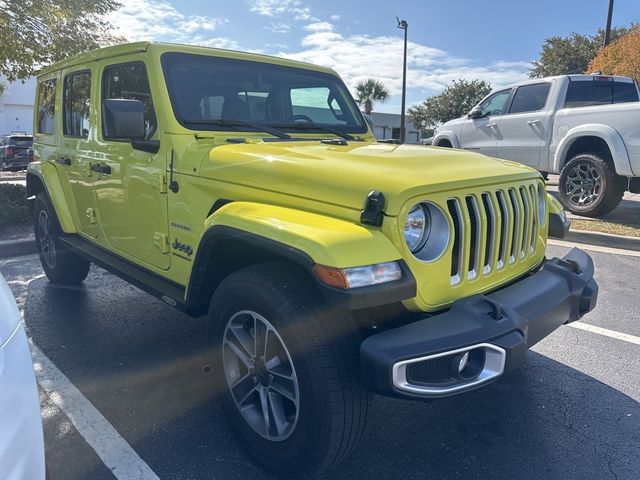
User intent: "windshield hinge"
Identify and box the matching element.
[156,173,168,194]
[360,191,386,226]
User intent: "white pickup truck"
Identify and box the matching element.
[432,74,640,216]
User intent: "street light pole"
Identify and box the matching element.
[603,0,614,47]
[397,17,408,144]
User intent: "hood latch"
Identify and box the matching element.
[360,190,386,226]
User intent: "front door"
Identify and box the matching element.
[460,89,512,158]
[59,67,99,238]
[94,59,170,270]
[495,82,552,169]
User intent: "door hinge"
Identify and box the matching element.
[85,208,96,224]
[153,232,170,253]
[156,173,168,194]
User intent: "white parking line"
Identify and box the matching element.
[548,239,640,258]
[568,322,640,346]
[29,340,160,480]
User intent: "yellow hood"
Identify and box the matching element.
[201,141,540,215]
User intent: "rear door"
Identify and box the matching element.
[59,67,99,238]
[459,89,512,157]
[495,82,551,168]
[93,58,170,270]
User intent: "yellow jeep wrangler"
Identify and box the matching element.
[28,42,598,477]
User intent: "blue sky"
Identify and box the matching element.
[109,0,638,113]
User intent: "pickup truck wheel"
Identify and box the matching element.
[559,153,626,217]
[208,262,368,478]
[33,194,90,284]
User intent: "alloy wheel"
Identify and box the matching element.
[222,310,300,442]
[564,162,602,207]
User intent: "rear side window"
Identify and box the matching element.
[509,83,550,114]
[564,79,639,108]
[63,71,91,138]
[102,62,157,139]
[37,79,56,134]
[613,81,639,103]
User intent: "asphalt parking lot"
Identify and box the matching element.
[1,242,639,480]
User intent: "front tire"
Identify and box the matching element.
[33,194,90,284]
[559,153,626,217]
[208,262,368,478]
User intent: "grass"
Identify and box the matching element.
[570,218,640,238]
[0,183,31,228]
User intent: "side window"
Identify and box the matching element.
[565,80,612,108]
[63,72,91,138]
[509,83,550,114]
[290,86,345,124]
[37,79,57,134]
[613,81,639,103]
[478,90,511,117]
[103,63,157,139]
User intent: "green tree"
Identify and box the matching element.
[530,27,632,78]
[354,79,390,114]
[0,0,125,81]
[408,79,491,131]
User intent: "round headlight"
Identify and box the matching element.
[537,184,547,226]
[404,204,429,253]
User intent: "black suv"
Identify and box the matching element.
[0,134,33,171]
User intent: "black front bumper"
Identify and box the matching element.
[361,248,598,399]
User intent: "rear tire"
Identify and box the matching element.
[559,153,626,217]
[208,262,368,478]
[33,194,90,284]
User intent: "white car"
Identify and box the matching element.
[432,74,640,217]
[0,274,45,480]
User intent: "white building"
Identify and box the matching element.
[369,111,423,144]
[0,76,36,134]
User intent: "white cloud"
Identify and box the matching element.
[108,0,229,44]
[303,21,334,32]
[247,0,316,21]
[265,22,291,34]
[280,28,529,99]
[330,14,341,21]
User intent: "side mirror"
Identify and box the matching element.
[103,99,145,140]
[363,113,375,129]
[468,107,483,119]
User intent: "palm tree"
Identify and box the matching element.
[355,79,390,115]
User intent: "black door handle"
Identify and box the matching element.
[90,163,111,175]
[56,157,71,166]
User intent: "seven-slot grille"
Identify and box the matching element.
[447,183,541,285]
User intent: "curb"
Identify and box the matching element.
[0,176,26,182]
[0,236,37,258]
[564,229,640,252]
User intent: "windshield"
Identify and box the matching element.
[161,52,367,136]
[8,136,32,147]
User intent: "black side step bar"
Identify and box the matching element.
[60,235,190,314]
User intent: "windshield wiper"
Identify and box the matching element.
[182,118,291,139]
[272,122,355,141]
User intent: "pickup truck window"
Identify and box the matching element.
[102,62,157,139]
[161,52,367,135]
[564,79,639,108]
[478,89,511,117]
[509,83,550,114]
[63,71,91,138]
[37,79,56,135]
